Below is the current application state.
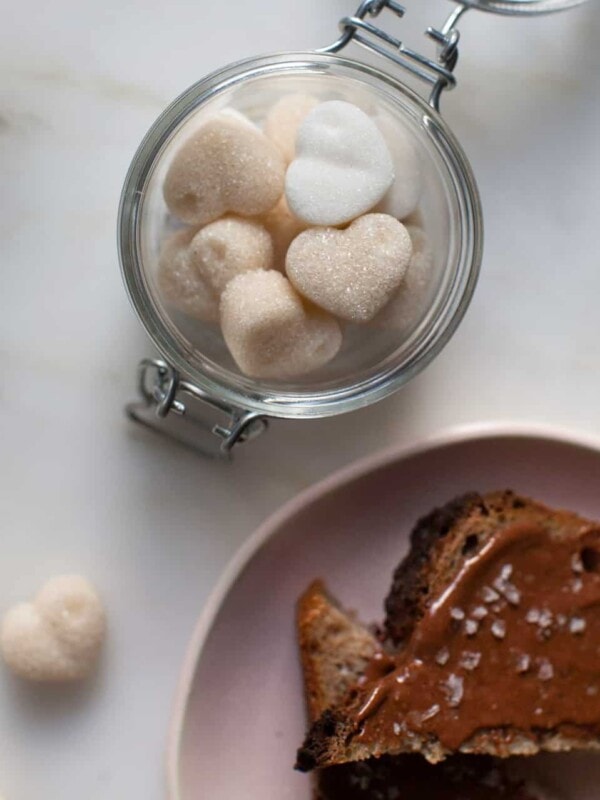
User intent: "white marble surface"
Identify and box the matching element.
[0,1,599,798]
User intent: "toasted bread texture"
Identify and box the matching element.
[297,580,379,722]
[299,580,544,800]
[298,491,600,771]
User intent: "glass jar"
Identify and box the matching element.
[119,0,587,456]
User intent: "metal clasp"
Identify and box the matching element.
[321,0,470,110]
[126,358,268,459]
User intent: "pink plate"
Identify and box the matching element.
[168,423,600,799]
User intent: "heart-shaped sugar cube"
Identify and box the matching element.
[372,226,435,331]
[286,214,412,323]
[1,575,106,682]
[158,217,273,322]
[285,101,394,226]
[373,110,422,221]
[220,271,342,379]
[264,93,319,164]
[163,111,285,226]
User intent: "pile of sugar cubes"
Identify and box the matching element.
[158,94,433,379]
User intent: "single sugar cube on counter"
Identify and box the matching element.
[163,110,285,226]
[1,575,106,683]
[220,271,342,379]
[259,195,308,270]
[264,93,319,164]
[286,213,412,323]
[373,110,422,221]
[371,226,434,331]
[285,100,394,226]
[158,217,273,322]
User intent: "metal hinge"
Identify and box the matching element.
[321,0,470,110]
[126,359,268,459]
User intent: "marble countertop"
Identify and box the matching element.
[1,0,598,797]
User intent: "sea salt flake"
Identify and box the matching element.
[421,703,441,721]
[491,620,506,639]
[472,605,488,620]
[444,674,464,708]
[460,651,482,671]
[435,647,450,666]
[570,616,586,634]
[393,722,402,735]
[482,586,500,604]
[538,609,553,629]
[500,564,513,581]
[571,578,583,594]
[464,619,479,636]
[526,608,541,624]
[502,583,521,606]
[450,607,465,621]
[516,654,531,674]
[538,659,554,681]
[571,553,584,573]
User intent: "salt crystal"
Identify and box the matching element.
[393,722,401,736]
[571,552,584,573]
[538,609,553,629]
[286,100,394,226]
[516,654,531,674]
[538,659,554,681]
[556,613,567,627]
[571,578,583,593]
[472,605,488,620]
[444,674,464,708]
[482,586,500,604]
[569,616,586,634]
[164,111,285,226]
[435,647,450,666]
[264,93,319,163]
[220,271,342,378]
[464,619,479,636]
[491,620,506,640]
[450,607,466,621]
[421,703,441,721]
[526,608,541,624]
[460,651,481,671]
[286,214,412,322]
[502,583,521,606]
[500,564,513,581]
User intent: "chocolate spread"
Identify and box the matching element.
[353,522,600,751]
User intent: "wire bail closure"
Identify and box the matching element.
[320,0,470,111]
[126,359,268,459]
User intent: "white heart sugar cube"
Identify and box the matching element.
[220,271,342,379]
[285,101,394,226]
[286,213,412,323]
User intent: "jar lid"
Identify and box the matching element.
[459,0,587,14]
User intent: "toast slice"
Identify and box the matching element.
[299,580,544,800]
[298,491,600,770]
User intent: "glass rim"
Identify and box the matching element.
[459,0,588,15]
[118,51,483,420]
